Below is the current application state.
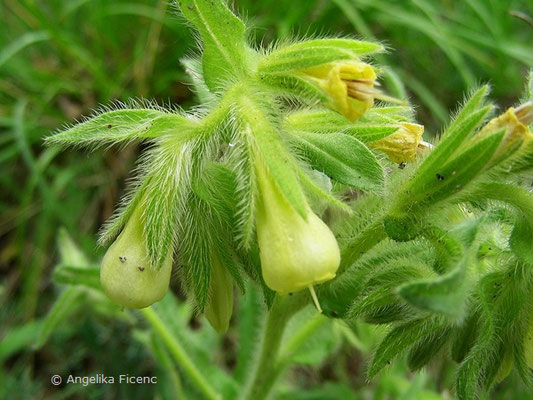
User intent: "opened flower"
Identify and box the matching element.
[299,61,380,121]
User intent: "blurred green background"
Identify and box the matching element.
[1,0,532,399]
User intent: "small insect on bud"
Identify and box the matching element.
[255,163,340,296]
[204,252,234,333]
[100,205,172,309]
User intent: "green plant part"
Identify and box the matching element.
[255,161,340,296]
[525,315,533,368]
[205,252,234,333]
[100,204,173,309]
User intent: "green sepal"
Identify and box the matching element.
[257,72,328,103]
[259,38,383,74]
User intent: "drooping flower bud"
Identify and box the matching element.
[299,61,379,121]
[100,205,173,309]
[255,163,340,295]
[370,122,425,163]
[205,252,234,333]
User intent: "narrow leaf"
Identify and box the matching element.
[46,109,193,149]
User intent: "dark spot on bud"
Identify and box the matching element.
[107,124,112,129]
[119,256,127,263]
[138,266,145,272]
[398,162,406,169]
[436,173,445,181]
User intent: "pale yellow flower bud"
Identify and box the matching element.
[100,205,172,309]
[255,163,340,295]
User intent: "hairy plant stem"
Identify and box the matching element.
[141,308,221,400]
[242,292,308,400]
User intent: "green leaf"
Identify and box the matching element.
[178,0,250,91]
[284,110,351,132]
[401,88,492,201]
[407,327,451,371]
[414,131,504,206]
[45,108,194,149]
[234,283,265,384]
[289,131,384,192]
[0,321,43,362]
[451,311,479,363]
[422,226,463,274]
[259,38,383,73]
[398,257,469,318]
[368,318,442,378]
[57,228,91,266]
[36,287,86,348]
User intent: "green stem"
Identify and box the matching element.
[141,308,221,400]
[242,293,308,400]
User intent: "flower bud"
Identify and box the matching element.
[205,252,234,333]
[100,205,172,309]
[370,122,425,163]
[255,164,340,295]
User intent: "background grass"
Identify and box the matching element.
[1,0,532,398]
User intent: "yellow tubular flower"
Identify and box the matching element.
[100,205,173,309]
[370,122,425,163]
[255,162,340,296]
[300,61,379,121]
[205,252,234,333]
